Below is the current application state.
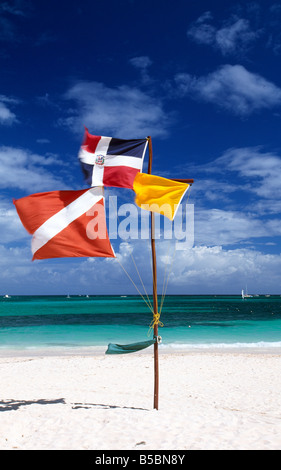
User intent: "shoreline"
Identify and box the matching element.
[1,344,281,358]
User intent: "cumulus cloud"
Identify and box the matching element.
[175,65,281,116]
[208,146,281,200]
[187,11,216,46]
[0,95,18,125]
[0,243,72,294]
[216,19,258,55]
[187,12,260,56]
[162,245,281,294]
[2,241,279,295]
[2,201,281,294]
[0,198,27,242]
[0,146,70,192]
[183,145,281,224]
[61,80,171,138]
[195,208,281,247]
[129,55,152,70]
[0,101,16,124]
[122,242,281,294]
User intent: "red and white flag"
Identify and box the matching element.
[78,128,148,189]
[14,187,115,260]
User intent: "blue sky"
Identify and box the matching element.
[1,0,281,295]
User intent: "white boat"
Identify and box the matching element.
[241,288,253,299]
[3,294,11,298]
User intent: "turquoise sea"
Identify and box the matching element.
[1,295,281,353]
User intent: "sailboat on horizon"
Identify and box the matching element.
[241,286,253,299]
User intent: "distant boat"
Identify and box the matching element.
[3,294,11,298]
[241,288,253,299]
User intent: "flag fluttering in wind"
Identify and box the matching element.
[14,187,115,260]
[133,173,190,220]
[78,127,148,189]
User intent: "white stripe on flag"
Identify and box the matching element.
[79,150,144,170]
[95,136,111,154]
[91,164,104,186]
[31,187,104,255]
[78,147,95,164]
[78,136,112,164]
[104,155,143,169]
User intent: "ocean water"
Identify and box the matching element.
[1,295,281,353]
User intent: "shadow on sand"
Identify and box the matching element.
[0,399,148,412]
[71,402,149,411]
[0,398,65,412]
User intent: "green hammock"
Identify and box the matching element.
[106,338,156,355]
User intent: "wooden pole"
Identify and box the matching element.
[171,178,194,184]
[146,138,194,409]
[151,211,159,410]
[147,136,159,410]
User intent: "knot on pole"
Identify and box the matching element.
[148,312,164,336]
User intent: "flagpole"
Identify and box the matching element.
[147,136,159,410]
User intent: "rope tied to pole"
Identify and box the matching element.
[148,312,164,337]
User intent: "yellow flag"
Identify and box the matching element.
[133,173,189,221]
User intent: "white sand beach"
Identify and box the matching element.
[1,349,281,450]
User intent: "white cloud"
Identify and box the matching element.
[183,145,281,224]
[190,178,241,205]
[216,19,258,55]
[1,200,281,294]
[2,240,280,295]
[129,56,152,70]
[253,200,281,216]
[0,244,70,293]
[0,198,27,242]
[162,245,281,294]
[195,208,281,247]
[211,146,281,199]
[0,96,17,125]
[175,65,281,116]
[129,56,153,84]
[61,81,170,138]
[187,12,216,46]
[187,13,260,56]
[0,146,70,192]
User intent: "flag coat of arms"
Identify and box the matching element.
[79,128,148,189]
[13,187,115,260]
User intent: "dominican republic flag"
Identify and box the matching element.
[14,187,115,260]
[78,128,148,189]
